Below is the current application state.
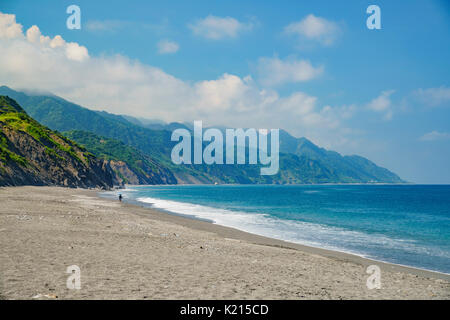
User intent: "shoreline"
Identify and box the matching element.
[1,186,448,299]
[100,190,450,281]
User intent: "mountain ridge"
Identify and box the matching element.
[0,86,404,185]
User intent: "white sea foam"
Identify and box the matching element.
[135,196,450,261]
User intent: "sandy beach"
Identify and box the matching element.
[0,186,448,300]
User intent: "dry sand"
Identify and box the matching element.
[0,186,448,300]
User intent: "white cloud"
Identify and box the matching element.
[0,14,89,63]
[0,12,22,39]
[188,15,253,40]
[285,14,340,46]
[65,42,89,62]
[367,90,394,111]
[367,90,395,120]
[50,35,65,48]
[419,131,450,142]
[157,39,179,54]
[256,56,324,86]
[26,25,41,43]
[0,12,356,149]
[414,86,450,107]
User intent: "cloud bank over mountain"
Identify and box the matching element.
[0,12,355,149]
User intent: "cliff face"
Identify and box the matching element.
[0,96,113,189]
[107,160,176,185]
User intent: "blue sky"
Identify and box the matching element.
[0,0,449,183]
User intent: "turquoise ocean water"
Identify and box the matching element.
[102,185,450,274]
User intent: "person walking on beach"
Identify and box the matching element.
[118,194,123,202]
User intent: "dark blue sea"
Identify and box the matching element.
[102,185,450,274]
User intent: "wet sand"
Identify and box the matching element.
[0,186,448,299]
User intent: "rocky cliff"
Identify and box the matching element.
[0,96,113,189]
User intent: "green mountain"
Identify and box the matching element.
[63,130,177,185]
[0,96,113,188]
[0,86,404,184]
[114,120,404,184]
[278,130,403,183]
